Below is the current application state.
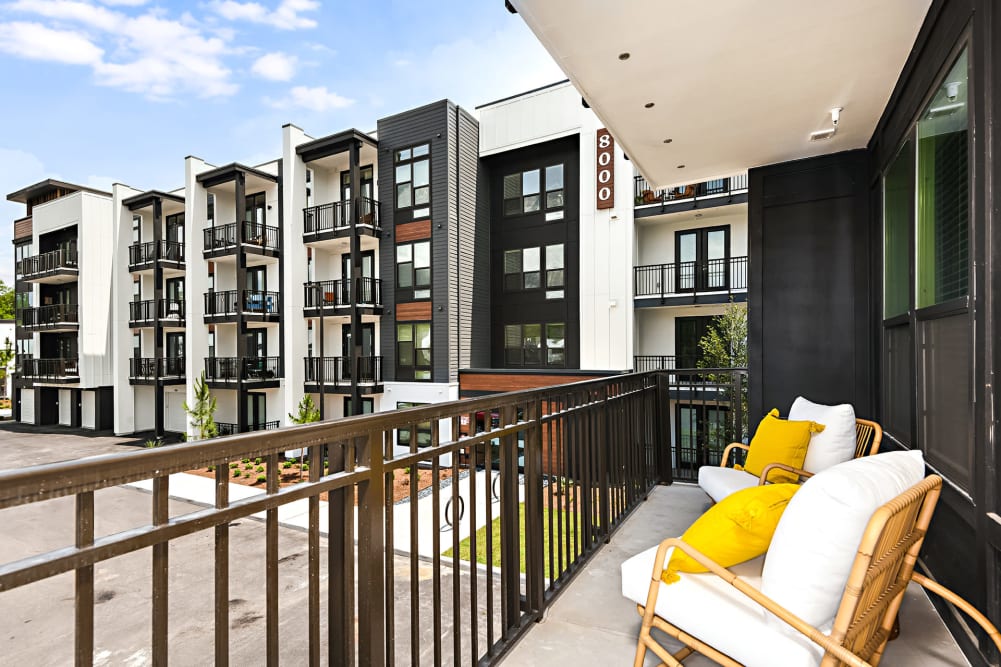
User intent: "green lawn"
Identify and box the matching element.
[444,503,579,577]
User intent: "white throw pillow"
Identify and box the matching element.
[760,450,925,633]
[788,396,857,473]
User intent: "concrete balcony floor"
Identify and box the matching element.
[506,483,970,667]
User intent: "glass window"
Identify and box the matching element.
[397,401,432,448]
[503,322,566,367]
[396,241,430,299]
[503,165,564,216]
[883,142,913,318]
[207,193,215,226]
[546,244,564,295]
[546,164,564,209]
[916,48,969,309]
[547,323,566,366]
[397,322,432,381]
[395,143,430,212]
[132,215,141,243]
[504,324,522,364]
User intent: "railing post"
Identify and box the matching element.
[524,397,545,617]
[499,404,521,636]
[655,372,673,485]
[599,386,612,543]
[356,430,386,665]
[75,491,94,667]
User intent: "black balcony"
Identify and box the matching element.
[158,299,185,326]
[203,222,280,259]
[20,357,79,382]
[130,240,185,272]
[303,197,380,242]
[21,304,79,331]
[16,245,78,284]
[129,300,155,327]
[303,356,383,393]
[203,290,281,322]
[634,256,748,306]
[216,421,279,436]
[303,277,383,315]
[129,357,185,385]
[633,173,749,218]
[205,356,281,386]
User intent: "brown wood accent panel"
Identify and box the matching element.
[460,372,605,393]
[13,217,32,240]
[395,301,432,321]
[395,220,431,243]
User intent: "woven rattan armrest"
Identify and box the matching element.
[757,462,814,485]
[720,442,750,468]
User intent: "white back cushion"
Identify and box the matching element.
[789,396,857,473]
[760,450,925,631]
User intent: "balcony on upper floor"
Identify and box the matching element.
[302,197,381,246]
[128,299,185,328]
[129,357,185,385]
[303,355,383,394]
[128,240,185,273]
[20,304,79,332]
[203,290,281,323]
[15,245,78,284]
[204,356,281,388]
[634,256,748,307]
[633,173,748,220]
[302,277,383,318]
[203,222,280,261]
[19,356,79,383]
[215,421,280,436]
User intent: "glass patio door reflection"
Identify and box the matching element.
[676,227,729,292]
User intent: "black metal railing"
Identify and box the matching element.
[21,304,79,329]
[204,224,237,251]
[129,300,155,324]
[16,244,79,279]
[0,370,756,664]
[204,356,281,382]
[204,290,239,316]
[304,356,383,385]
[132,357,185,380]
[216,421,280,436]
[242,222,280,251]
[128,242,156,268]
[633,173,749,206]
[303,196,381,236]
[204,222,280,252]
[303,277,382,309]
[20,356,79,379]
[242,290,281,315]
[159,240,184,264]
[634,256,748,298]
[157,298,185,323]
[634,355,677,372]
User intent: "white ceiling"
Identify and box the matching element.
[513,0,931,189]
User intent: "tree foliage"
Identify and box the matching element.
[0,281,13,321]
[0,338,13,385]
[184,372,218,440]
[697,302,748,369]
[289,394,321,425]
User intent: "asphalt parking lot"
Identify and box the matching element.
[0,422,148,470]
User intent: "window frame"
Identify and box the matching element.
[396,401,433,449]
[502,163,566,218]
[502,321,566,368]
[502,244,564,298]
[396,321,432,381]
[396,240,432,301]
[394,143,431,216]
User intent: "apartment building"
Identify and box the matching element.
[8,179,115,428]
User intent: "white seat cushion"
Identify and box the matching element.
[621,547,824,667]
[697,465,758,503]
[788,396,858,473]
[761,450,925,633]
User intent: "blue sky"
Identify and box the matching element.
[0,0,564,283]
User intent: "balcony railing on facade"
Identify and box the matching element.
[302,277,383,315]
[302,196,381,241]
[203,290,281,321]
[128,240,185,272]
[633,173,749,210]
[203,222,281,258]
[204,356,281,384]
[216,421,280,436]
[15,245,79,283]
[0,369,753,665]
[19,356,79,382]
[128,299,185,328]
[20,304,79,331]
[634,256,748,304]
[129,357,185,385]
[303,355,383,392]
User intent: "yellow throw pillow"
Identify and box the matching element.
[741,408,824,483]
[661,483,799,584]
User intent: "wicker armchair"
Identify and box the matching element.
[631,474,1001,666]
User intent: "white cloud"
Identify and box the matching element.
[266,85,353,112]
[212,0,319,30]
[97,0,147,5]
[2,0,237,100]
[251,51,297,81]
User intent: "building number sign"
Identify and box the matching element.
[596,129,614,209]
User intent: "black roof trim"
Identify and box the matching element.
[296,129,378,163]
[6,178,111,203]
[196,163,279,188]
[122,190,185,211]
[475,79,572,110]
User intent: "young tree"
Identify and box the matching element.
[184,372,218,440]
[698,301,749,444]
[0,338,13,399]
[0,281,13,321]
[288,394,321,424]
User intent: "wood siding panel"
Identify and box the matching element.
[13,217,32,240]
[395,220,431,242]
[395,301,432,321]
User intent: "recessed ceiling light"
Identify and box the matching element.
[618,52,630,61]
[677,164,685,169]
[644,102,655,109]
[663,139,672,144]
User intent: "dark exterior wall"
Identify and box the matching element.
[748,150,872,425]
[454,107,485,377]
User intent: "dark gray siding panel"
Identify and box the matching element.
[441,101,457,382]
[459,108,489,370]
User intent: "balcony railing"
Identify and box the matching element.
[303,277,382,310]
[634,173,748,207]
[303,196,381,237]
[205,356,281,382]
[129,357,185,381]
[634,256,748,298]
[216,421,280,436]
[16,245,79,280]
[304,356,383,386]
[129,299,155,325]
[131,240,185,269]
[158,298,185,325]
[204,290,281,317]
[203,222,281,254]
[634,355,677,372]
[0,369,751,665]
[20,356,79,380]
[20,304,79,330]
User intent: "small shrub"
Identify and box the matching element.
[241,458,250,464]
[256,475,267,484]
[229,462,238,469]
[255,465,264,472]
[288,458,298,465]
[254,457,262,465]
[206,465,215,472]
[282,461,292,469]
[302,463,310,471]
[233,469,243,478]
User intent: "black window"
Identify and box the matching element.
[395,143,430,215]
[344,397,374,416]
[675,316,715,369]
[397,322,431,381]
[397,241,431,300]
[396,401,432,449]
[207,327,215,358]
[503,322,565,368]
[503,244,564,298]
[15,242,32,263]
[132,215,141,243]
[206,193,215,226]
[503,163,564,216]
[675,226,730,292]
